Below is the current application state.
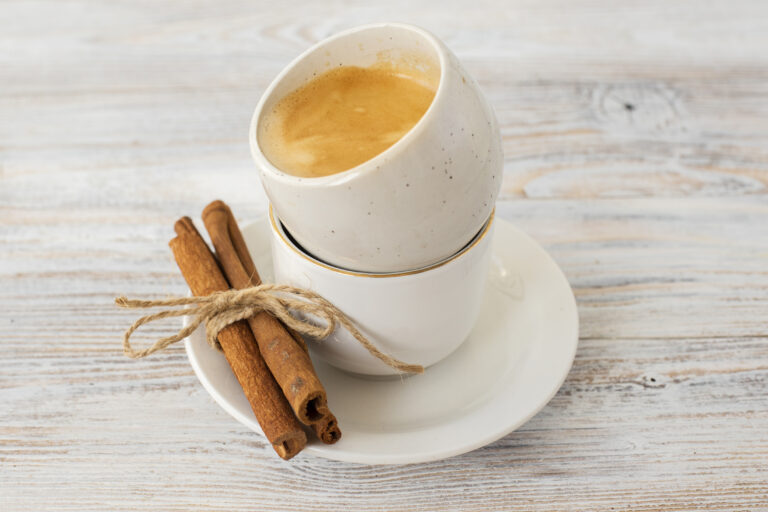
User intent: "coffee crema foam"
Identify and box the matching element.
[259,63,437,178]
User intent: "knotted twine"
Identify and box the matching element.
[116,283,424,374]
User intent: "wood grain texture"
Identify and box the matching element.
[1,0,767,510]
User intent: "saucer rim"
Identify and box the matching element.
[184,216,579,464]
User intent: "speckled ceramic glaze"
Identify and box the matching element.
[251,23,502,273]
[269,208,495,376]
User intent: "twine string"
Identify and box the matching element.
[116,284,424,374]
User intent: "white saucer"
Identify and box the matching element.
[184,217,578,464]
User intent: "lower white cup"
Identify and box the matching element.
[269,206,495,376]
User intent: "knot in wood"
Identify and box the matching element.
[593,83,685,134]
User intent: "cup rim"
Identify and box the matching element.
[250,22,448,187]
[269,205,494,278]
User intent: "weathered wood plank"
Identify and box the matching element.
[2,2,768,203]
[3,198,766,340]
[1,336,766,511]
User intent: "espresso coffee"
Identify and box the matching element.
[259,63,437,178]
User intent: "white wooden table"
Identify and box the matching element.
[2,1,767,509]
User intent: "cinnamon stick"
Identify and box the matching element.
[169,216,307,459]
[312,412,341,445]
[202,200,340,444]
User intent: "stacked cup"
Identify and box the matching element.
[250,23,502,375]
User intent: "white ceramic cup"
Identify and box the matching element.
[252,23,502,273]
[270,206,495,376]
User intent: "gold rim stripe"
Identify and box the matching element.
[269,205,494,279]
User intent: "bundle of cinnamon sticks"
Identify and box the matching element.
[170,200,340,460]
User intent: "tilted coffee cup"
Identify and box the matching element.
[251,23,502,273]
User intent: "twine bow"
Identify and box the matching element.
[116,283,424,374]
